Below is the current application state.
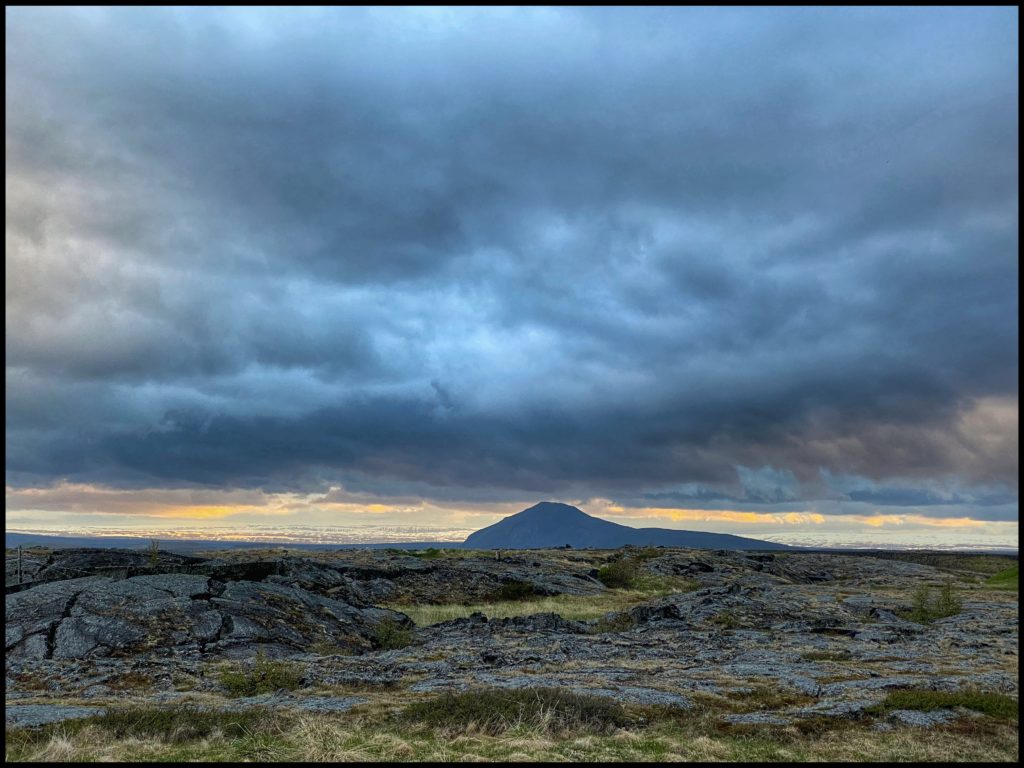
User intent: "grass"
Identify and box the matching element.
[390,547,495,560]
[6,697,1018,762]
[800,650,852,662]
[710,610,743,629]
[723,685,815,713]
[869,552,1017,578]
[399,688,633,735]
[6,704,279,754]
[217,653,305,697]
[866,690,1018,721]
[389,576,695,626]
[985,565,1018,591]
[590,612,638,634]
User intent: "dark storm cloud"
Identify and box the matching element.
[5,7,1018,518]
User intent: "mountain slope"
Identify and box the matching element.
[463,502,791,550]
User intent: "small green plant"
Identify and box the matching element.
[374,617,414,650]
[596,559,639,589]
[936,580,963,616]
[309,639,354,656]
[147,539,160,567]
[218,651,304,697]
[901,581,963,623]
[590,612,637,634]
[711,610,742,629]
[399,687,632,735]
[416,547,444,559]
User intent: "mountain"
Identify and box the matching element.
[462,502,792,550]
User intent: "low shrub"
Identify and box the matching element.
[596,559,639,589]
[901,581,963,623]
[218,652,304,697]
[492,580,537,601]
[374,617,414,650]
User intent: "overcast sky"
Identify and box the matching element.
[5,7,1018,547]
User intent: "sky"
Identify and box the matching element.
[5,7,1019,549]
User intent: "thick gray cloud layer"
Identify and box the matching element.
[5,7,1019,520]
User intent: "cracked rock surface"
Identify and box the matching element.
[6,546,1018,731]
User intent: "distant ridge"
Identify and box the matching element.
[3,532,456,554]
[462,501,792,550]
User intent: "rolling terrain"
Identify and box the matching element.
[5,540,1018,762]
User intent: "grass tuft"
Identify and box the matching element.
[218,652,304,697]
[399,687,632,735]
[374,617,415,650]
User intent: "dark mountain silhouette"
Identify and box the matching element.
[463,501,792,550]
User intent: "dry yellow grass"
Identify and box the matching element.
[390,577,693,626]
[6,702,1018,763]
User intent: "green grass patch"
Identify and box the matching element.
[628,546,665,562]
[218,653,304,697]
[7,704,281,750]
[984,565,1018,591]
[801,649,853,662]
[866,690,1018,721]
[414,547,444,559]
[399,687,632,735]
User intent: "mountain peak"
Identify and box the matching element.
[517,501,589,519]
[464,501,791,551]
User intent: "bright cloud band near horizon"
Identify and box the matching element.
[5,7,1019,549]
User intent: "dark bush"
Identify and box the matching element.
[492,580,537,601]
[596,559,639,589]
[374,617,414,650]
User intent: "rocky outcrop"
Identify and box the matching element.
[6,570,410,660]
[5,546,1018,736]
